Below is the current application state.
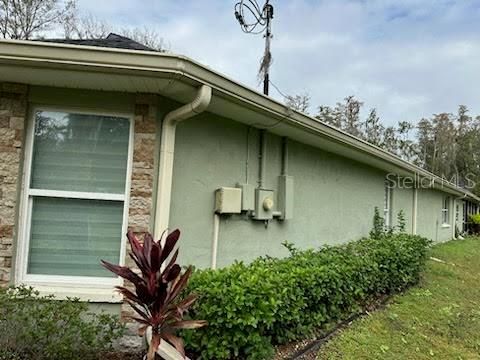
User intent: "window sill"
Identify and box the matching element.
[27,284,123,303]
[441,224,451,229]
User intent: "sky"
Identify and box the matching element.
[75,0,480,126]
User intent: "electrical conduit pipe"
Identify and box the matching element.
[153,85,212,240]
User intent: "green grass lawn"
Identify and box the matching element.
[317,237,480,360]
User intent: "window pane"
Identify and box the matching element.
[31,111,130,194]
[27,197,123,277]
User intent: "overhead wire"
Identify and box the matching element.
[269,80,289,99]
[234,0,268,34]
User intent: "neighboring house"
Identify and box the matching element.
[0,35,479,313]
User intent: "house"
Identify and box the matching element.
[0,34,479,311]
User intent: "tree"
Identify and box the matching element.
[381,125,398,155]
[455,105,477,186]
[285,93,311,113]
[414,107,480,194]
[63,11,109,39]
[0,0,74,39]
[317,104,341,128]
[364,108,384,147]
[343,95,364,138]
[309,93,479,195]
[416,117,433,168]
[63,11,166,51]
[396,120,417,162]
[120,26,166,52]
[315,95,364,138]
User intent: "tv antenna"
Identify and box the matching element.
[234,0,274,95]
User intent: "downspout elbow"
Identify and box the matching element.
[154,85,212,240]
[163,85,212,127]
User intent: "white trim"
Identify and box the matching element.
[15,106,35,284]
[32,105,133,120]
[15,106,134,300]
[28,189,125,201]
[23,273,121,286]
[120,116,135,268]
[452,199,457,238]
[384,179,393,228]
[412,187,418,235]
[441,195,451,226]
[31,285,123,303]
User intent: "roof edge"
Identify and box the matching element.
[0,39,478,202]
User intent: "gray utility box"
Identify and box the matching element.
[215,187,242,214]
[236,183,255,211]
[253,188,275,220]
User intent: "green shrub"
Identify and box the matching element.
[369,206,385,239]
[370,208,408,239]
[183,233,431,359]
[469,213,480,225]
[0,286,125,360]
[397,210,407,233]
[102,230,206,360]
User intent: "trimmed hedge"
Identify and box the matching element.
[183,234,431,359]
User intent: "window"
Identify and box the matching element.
[442,196,451,226]
[17,108,133,287]
[384,179,393,227]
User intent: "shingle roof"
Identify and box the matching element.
[38,33,156,52]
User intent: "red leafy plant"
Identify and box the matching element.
[102,229,206,360]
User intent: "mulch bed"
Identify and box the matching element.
[272,294,392,359]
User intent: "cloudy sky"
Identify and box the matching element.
[75,0,480,125]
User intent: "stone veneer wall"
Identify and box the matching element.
[0,84,158,322]
[0,83,27,287]
[121,94,158,319]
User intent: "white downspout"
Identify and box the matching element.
[211,213,220,269]
[154,85,212,240]
[412,186,418,235]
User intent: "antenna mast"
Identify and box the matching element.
[234,0,274,96]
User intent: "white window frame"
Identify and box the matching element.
[15,106,134,299]
[442,196,451,227]
[384,179,393,228]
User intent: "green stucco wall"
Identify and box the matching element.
[169,111,387,268]
[391,186,414,232]
[28,86,135,113]
[416,189,454,242]
[168,109,458,267]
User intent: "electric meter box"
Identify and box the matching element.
[215,187,242,214]
[253,188,275,220]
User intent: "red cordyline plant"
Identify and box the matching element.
[102,229,206,360]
